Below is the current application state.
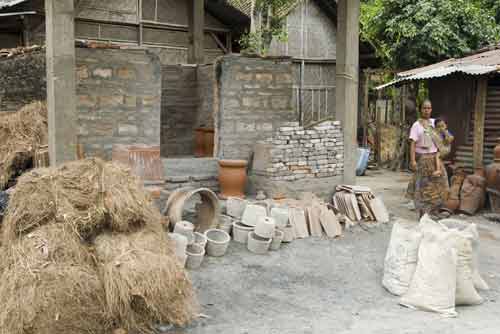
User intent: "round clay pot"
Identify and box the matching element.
[445,198,460,212]
[173,220,195,244]
[218,159,248,199]
[270,229,284,251]
[226,197,247,219]
[204,229,230,257]
[203,128,215,157]
[255,216,276,239]
[459,174,487,215]
[241,204,267,227]
[194,128,205,157]
[185,243,205,269]
[485,138,500,191]
[232,221,254,243]
[247,231,271,254]
[218,214,233,235]
[193,231,207,248]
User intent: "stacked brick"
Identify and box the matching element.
[258,121,344,181]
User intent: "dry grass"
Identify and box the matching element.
[95,228,198,333]
[0,101,47,190]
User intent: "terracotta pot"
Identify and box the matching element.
[459,174,487,215]
[203,128,215,157]
[486,138,500,191]
[218,159,248,199]
[444,198,460,212]
[194,128,205,157]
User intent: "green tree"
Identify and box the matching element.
[360,0,500,69]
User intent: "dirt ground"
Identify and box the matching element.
[172,169,500,334]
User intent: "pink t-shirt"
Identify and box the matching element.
[409,119,438,154]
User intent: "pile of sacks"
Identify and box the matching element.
[0,158,197,334]
[382,214,489,317]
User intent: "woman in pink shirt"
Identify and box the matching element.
[409,100,449,218]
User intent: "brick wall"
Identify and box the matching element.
[0,50,46,113]
[252,121,344,181]
[215,55,296,160]
[160,64,215,157]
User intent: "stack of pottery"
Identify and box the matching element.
[459,168,487,215]
[232,204,265,244]
[270,206,293,244]
[486,138,500,213]
[248,217,275,254]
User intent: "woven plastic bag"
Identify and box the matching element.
[400,227,458,317]
[382,220,423,296]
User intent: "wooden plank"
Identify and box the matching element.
[369,196,390,223]
[319,206,342,238]
[187,0,204,64]
[472,77,488,169]
[307,205,323,237]
[290,207,309,238]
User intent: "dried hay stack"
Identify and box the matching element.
[95,227,198,333]
[0,101,48,190]
[0,224,109,334]
[0,158,198,333]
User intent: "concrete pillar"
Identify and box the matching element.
[45,0,77,165]
[336,0,360,185]
[187,0,205,64]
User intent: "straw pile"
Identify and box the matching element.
[0,101,48,190]
[0,158,198,334]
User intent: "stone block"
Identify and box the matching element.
[117,67,136,79]
[242,97,260,108]
[118,124,138,136]
[142,95,160,106]
[235,72,253,81]
[256,73,274,82]
[78,95,96,108]
[76,65,89,80]
[275,73,293,84]
[93,68,113,79]
[99,95,123,107]
[271,96,290,110]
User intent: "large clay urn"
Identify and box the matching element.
[218,159,248,199]
[203,128,215,157]
[485,138,500,191]
[444,169,466,212]
[459,168,487,215]
[194,128,205,157]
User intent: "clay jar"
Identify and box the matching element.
[194,128,205,157]
[218,159,248,199]
[445,171,466,212]
[485,138,500,191]
[459,169,487,215]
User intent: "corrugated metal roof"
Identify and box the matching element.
[225,0,301,18]
[376,47,500,89]
[0,0,28,10]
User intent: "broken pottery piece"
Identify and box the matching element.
[241,204,267,227]
[232,221,254,243]
[255,216,276,239]
[226,197,247,219]
[247,231,272,254]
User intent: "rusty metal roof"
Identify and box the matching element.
[376,46,500,89]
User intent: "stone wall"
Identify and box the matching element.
[197,64,215,129]
[249,120,344,199]
[252,121,344,180]
[75,48,162,159]
[215,55,296,160]
[0,50,46,113]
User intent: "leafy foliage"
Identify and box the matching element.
[360,0,500,69]
[239,0,293,56]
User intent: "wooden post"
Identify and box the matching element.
[187,0,205,64]
[362,70,369,146]
[472,77,488,169]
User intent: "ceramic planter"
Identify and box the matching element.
[194,128,205,157]
[282,225,295,243]
[185,243,205,269]
[241,204,267,227]
[173,220,195,244]
[218,160,248,199]
[232,221,254,243]
[205,229,230,257]
[218,214,234,235]
[255,216,276,239]
[226,197,247,219]
[193,231,207,248]
[247,232,271,254]
[270,207,289,229]
[270,229,284,251]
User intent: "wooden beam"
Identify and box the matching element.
[209,31,228,53]
[472,77,488,169]
[187,0,205,64]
